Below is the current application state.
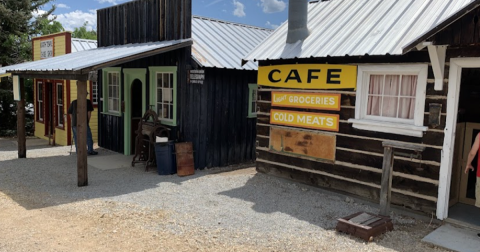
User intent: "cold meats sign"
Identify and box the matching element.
[270,109,339,132]
[272,92,340,111]
[258,64,357,89]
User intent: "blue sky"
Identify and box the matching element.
[41,0,289,32]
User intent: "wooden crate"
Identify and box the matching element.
[336,212,393,242]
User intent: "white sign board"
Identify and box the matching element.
[188,69,205,84]
[40,39,54,59]
[13,76,21,101]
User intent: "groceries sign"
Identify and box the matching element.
[272,92,340,111]
[258,64,357,89]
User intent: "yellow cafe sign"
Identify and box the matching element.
[272,92,340,111]
[270,109,339,132]
[258,64,357,89]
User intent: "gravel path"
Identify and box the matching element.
[0,138,450,251]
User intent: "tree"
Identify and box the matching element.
[0,1,56,66]
[0,0,56,136]
[72,22,97,40]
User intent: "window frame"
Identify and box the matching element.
[348,64,428,137]
[247,83,258,118]
[56,82,64,129]
[91,81,98,106]
[102,67,122,116]
[149,66,177,126]
[37,81,44,122]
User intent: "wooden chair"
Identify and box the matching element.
[131,109,170,171]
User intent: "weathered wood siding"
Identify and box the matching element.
[97,0,191,47]
[183,68,257,169]
[256,52,446,215]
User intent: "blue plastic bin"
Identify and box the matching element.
[155,141,176,175]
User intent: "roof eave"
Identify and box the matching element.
[402,0,480,54]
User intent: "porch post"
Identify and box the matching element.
[77,80,88,186]
[17,77,26,158]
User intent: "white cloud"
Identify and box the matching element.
[207,0,224,7]
[233,0,245,17]
[57,3,70,9]
[55,10,97,32]
[97,0,119,5]
[265,21,279,29]
[260,0,286,13]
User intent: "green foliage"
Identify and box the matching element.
[72,22,97,40]
[36,19,65,36]
[0,0,54,136]
[0,0,56,66]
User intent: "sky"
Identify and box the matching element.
[40,0,289,32]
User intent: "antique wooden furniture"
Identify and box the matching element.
[131,109,170,171]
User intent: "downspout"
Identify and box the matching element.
[286,0,310,44]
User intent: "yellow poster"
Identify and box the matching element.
[258,64,357,89]
[270,109,339,132]
[272,92,340,111]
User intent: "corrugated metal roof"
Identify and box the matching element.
[0,39,192,75]
[71,38,98,52]
[244,0,476,62]
[192,16,273,70]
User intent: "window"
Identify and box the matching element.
[37,81,44,121]
[248,84,258,118]
[149,66,177,126]
[56,83,64,127]
[156,72,174,121]
[102,68,122,115]
[91,81,98,105]
[348,64,428,137]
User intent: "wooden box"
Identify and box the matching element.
[336,212,393,241]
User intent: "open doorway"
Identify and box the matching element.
[130,79,143,154]
[449,68,480,226]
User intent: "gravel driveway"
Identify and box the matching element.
[0,138,449,251]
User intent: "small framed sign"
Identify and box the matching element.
[188,69,205,84]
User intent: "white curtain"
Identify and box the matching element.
[367,74,417,120]
[398,75,417,119]
[367,75,383,116]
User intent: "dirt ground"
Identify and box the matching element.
[0,188,267,252]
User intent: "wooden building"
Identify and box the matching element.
[31,32,98,146]
[96,1,272,169]
[243,0,480,221]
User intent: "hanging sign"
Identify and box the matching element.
[258,64,357,89]
[188,69,205,84]
[272,92,341,111]
[270,109,339,132]
[40,39,54,59]
[13,76,21,101]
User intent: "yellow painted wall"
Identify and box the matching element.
[32,32,68,61]
[33,79,69,146]
[70,80,98,142]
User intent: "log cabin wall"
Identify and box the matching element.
[256,52,449,215]
[97,0,191,47]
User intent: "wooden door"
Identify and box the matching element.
[131,79,143,154]
[459,123,480,205]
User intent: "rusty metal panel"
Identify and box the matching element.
[269,127,336,162]
[175,142,195,176]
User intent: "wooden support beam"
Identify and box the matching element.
[379,146,393,216]
[77,80,88,187]
[16,77,26,158]
[427,45,447,91]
